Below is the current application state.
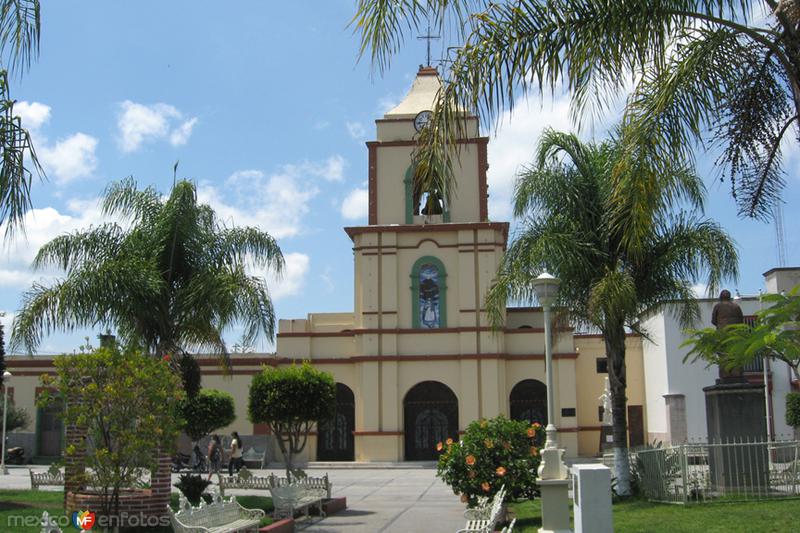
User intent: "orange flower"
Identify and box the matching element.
[484,438,494,449]
[495,466,507,477]
[446,438,454,446]
[466,455,476,466]
[530,446,539,457]
[460,494,468,503]
[436,442,443,452]
[481,482,491,492]
[162,354,171,362]
[527,427,535,438]
[532,422,542,430]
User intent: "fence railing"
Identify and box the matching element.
[633,438,800,504]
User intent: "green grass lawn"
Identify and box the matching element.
[508,497,800,533]
[0,490,273,532]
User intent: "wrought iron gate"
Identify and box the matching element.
[404,381,458,461]
[317,383,355,461]
[509,379,548,425]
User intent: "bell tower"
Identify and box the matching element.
[347,66,507,335]
[367,66,489,225]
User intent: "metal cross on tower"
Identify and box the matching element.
[417,21,440,66]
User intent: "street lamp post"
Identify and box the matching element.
[1,370,11,475]
[532,273,570,533]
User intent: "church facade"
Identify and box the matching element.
[267,67,645,462]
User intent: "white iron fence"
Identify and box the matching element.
[633,438,800,504]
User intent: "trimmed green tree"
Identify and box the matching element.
[39,346,183,520]
[787,393,800,434]
[248,363,336,478]
[179,389,236,442]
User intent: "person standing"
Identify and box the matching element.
[228,431,243,475]
[207,435,222,481]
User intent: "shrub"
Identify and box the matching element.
[174,474,212,505]
[179,389,236,442]
[436,416,545,506]
[39,346,183,519]
[248,363,335,478]
[787,392,800,428]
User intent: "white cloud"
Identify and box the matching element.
[15,101,51,131]
[378,93,399,114]
[340,188,369,220]
[346,121,366,140]
[40,133,99,184]
[198,163,323,239]
[0,199,108,292]
[262,252,310,300]
[117,100,198,152]
[169,117,198,146]
[282,155,346,182]
[487,94,573,220]
[12,101,99,184]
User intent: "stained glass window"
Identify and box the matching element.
[418,263,440,328]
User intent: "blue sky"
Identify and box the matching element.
[1,1,797,354]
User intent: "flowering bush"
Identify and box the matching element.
[436,415,544,506]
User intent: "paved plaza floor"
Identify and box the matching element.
[2,464,466,532]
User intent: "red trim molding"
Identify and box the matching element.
[345,221,509,240]
[477,138,488,221]
[368,142,377,224]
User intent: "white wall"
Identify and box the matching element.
[643,289,796,441]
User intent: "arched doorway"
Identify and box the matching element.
[509,379,548,425]
[317,383,355,461]
[403,381,458,461]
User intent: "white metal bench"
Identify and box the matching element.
[500,518,516,533]
[40,511,63,533]
[30,465,64,490]
[219,467,332,499]
[463,485,506,522]
[169,489,265,533]
[457,485,506,533]
[268,476,328,520]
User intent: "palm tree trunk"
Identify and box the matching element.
[605,321,631,496]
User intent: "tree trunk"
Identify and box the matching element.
[605,321,631,496]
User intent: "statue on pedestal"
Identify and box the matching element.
[711,289,745,383]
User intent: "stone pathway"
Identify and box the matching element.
[2,465,466,532]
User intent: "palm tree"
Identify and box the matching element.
[485,129,738,495]
[10,177,284,370]
[0,0,43,235]
[352,0,799,219]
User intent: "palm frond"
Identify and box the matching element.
[0,0,39,75]
[0,70,42,236]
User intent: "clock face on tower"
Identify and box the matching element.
[414,110,433,132]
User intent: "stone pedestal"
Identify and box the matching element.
[704,383,768,491]
[537,478,571,533]
[599,425,613,453]
[572,464,612,533]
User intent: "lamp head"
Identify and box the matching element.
[2,370,10,383]
[532,272,560,308]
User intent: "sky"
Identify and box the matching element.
[1,1,797,355]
